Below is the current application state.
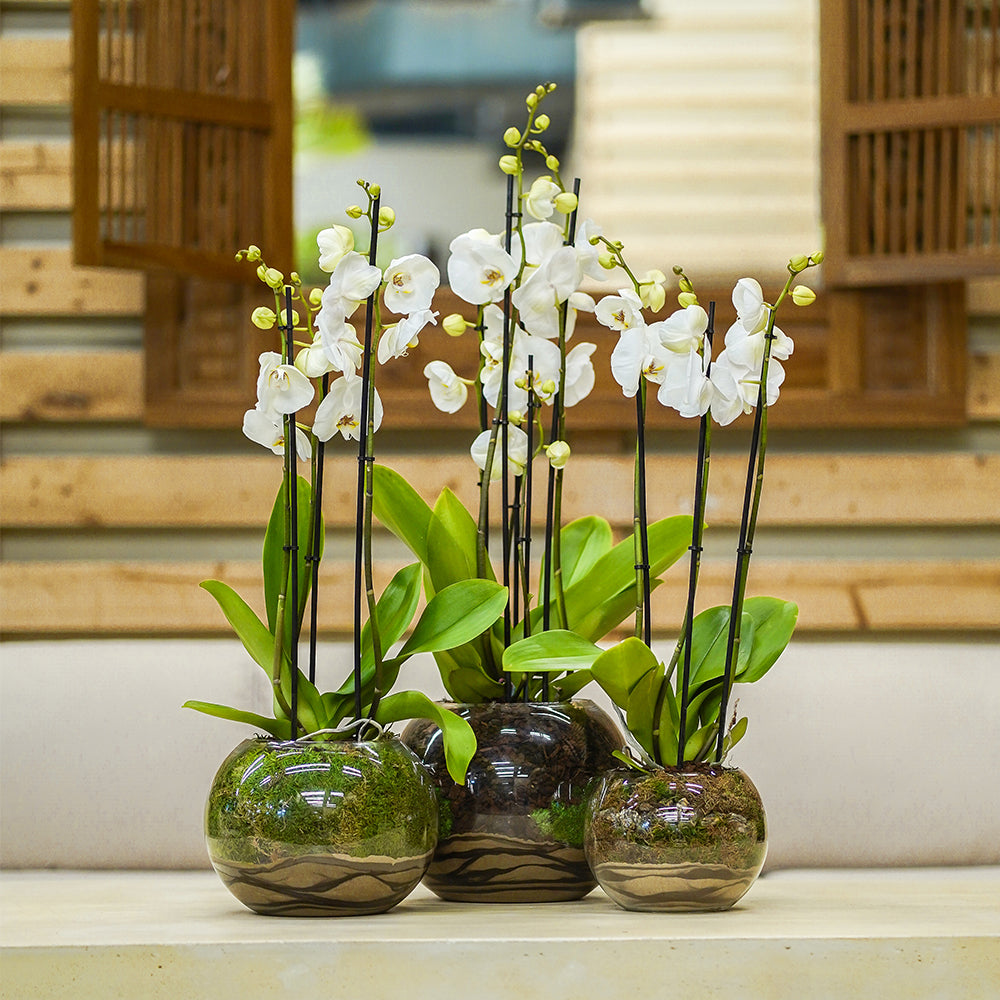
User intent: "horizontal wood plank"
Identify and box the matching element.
[968,351,1000,421]
[2,558,996,635]
[0,140,71,210]
[0,248,143,316]
[0,350,142,421]
[0,37,70,106]
[3,453,997,529]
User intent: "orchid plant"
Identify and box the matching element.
[372,84,692,704]
[583,245,823,770]
[183,182,510,782]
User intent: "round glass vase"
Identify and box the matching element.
[402,700,621,903]
[205,735,438,916]
[584,763,767,912]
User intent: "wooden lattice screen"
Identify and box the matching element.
[822,0,1000,285]
[72,0,293,282]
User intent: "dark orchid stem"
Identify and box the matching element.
[501,173,516,700]
[354,192,380,725]
[307,371,329,687]
[281,287,300,737]
[676,303,715,766]
[522,356,536,639]
[715,308,777,762]
[510,474,522,632]
[633,381,651,645]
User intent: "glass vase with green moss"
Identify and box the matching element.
[207,732,438,916]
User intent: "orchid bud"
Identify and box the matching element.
[788,254,809,273]
[503,126,521,147]
[264,267,284,289]
[534,113,550,132]
[678,276,694,293]
[368,184,381,198]
[541,378,557,397]
[526,92,538,109]
[289,271,301,285]
[546,441,571,468]
[644,283,666,312]
[508,409,524,425]
[514,376,528,390]
[309,287,323,306]
[810,250,825,265]
[553,191,578,215]
[378,206,396,229]
[443,313,468,337]
[499,155,519,175]
[791,284,816,306]
[545,154,560,171]
[678,291,699,308]
[251,306,276,329]
[245,245,262,262]
[345,204,364,219]
[256,264,268,282]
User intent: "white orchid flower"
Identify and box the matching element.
[511,221,564,271]
[652,303,709,354]
[243,406,312,460]
[471,424,529,480]
[316,312,364,375]
[424,360,470,414]
[709,350,785,426]
[638,270,668,312]
[610,325,673,397]
[322,251,382,321]
[316,226,355,273]
[563,342,597,407]
[378,309,437,364]
[382,254,440,315]
[481,332,560,411]
[732,277,769,334]
[510,245,583,337]
[312,373,383,442]
[657,347,713,418]
[595,288,645,332]
[524,175,561,221]
[447,230,517,304]
[575,218,606,280]
[723,316,794,372]
[256,351,315,416]
[295,333,337,378]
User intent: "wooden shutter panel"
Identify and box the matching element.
[72,0,293,281]
[822,0,1000,285]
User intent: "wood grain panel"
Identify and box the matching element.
[0,37,70,106]
[4,453,997,529]
[0,248,143,316]
[0,351,142,422]
[0,141,71,210]
[3,558,996,635]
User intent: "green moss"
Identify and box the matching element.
[207,737,437,865]
[530,801,589,847]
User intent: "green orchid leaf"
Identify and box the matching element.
[182,700,290,739]
[550,668,594,701]
[270,667,325,735]
[722,716,749,756]
[737,597,799,682]
[687,607,756,691]
[320,691,354,731]
[396,579,508,659]
[445,666,505,702]
[263,475,318,638]
[361,562,423,669]
[374,691,477,784]
[200,580,273,672]
[625,662,665,762]
[501,630,603,675]
[656,682,680,766]
[682,720,719,764]
[590,637,661,710]
[611,749,649,772]
[371,463,432,564]
[560,515,691,639]
[556,516,614,589]
[426,489,492,591]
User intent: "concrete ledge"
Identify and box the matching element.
[2,869,998,999]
